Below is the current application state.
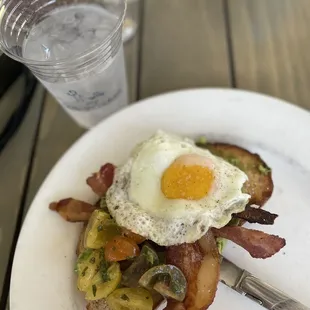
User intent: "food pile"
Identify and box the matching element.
[50,131,285,310]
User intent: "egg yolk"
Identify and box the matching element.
[161,154,214,200]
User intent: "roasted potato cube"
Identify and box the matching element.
[85,262,121,301]
[84,210,121,249]
[106,288,153,310]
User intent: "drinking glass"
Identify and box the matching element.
[123,0,140,43]
[0,0,128,128]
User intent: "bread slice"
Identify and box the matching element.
[197,142,274,207]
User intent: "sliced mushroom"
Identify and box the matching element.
[139,265,187,302]
[121,244,159,288]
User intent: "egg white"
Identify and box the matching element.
[106,131,250,246]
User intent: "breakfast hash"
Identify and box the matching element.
[50,131,285,310]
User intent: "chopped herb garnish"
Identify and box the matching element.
[216,238,227,255]
[81,266,88,277]
[229,218,240,226]
[97,224,103,232]
[228,157,240,166]
[99,248,105,260]
[258,164,271,175]
[170,279,183,295]
[100,260,111,282]
[78,249,93,262]
[89,257,96,264]
[197,136,208,145]
[120,294,130,301]
[92,285,97,297]
[112,246,116,251]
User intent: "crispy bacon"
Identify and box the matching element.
[212,226,286,259]
[234,205,278,225]
[49,198,96,222]
[86,163,115,197]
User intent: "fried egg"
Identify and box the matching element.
[106,131,250,246]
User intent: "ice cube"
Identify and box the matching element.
[41,44,51,60]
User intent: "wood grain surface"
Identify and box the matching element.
[228,0,310,109]
[0,81,45,297]
[4,1,310,308]
[139,0,230,98]
[23,93,85,215]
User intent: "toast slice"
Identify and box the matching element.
[197,142,274,207]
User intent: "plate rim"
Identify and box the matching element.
[10,87,310,309]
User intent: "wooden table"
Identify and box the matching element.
[1,0,310,308]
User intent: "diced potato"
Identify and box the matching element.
[85,262,121,301]
[84,210,121,249]
[106,287,153,310]
[76,249,101,292]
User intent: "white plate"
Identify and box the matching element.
[10,89,310,310]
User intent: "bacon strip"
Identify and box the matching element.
[234,205,278,225]
[49,198,96,222]
[212,226,285,259]
[86,163,115,196]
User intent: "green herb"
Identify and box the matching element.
[229,218,240,227]
[228,157,240,166]
[97,224,103,232]
[89,257,96,264]
[170,278,183,295]
[81,266,88,277]
[100,260,111,282]
[99,248,105,260]
[92,285,97,297]
[78,248,93,262]
[197,136,208,145]
[120,294,130,301]
[258,164,271,175]
[216,238,227,255]
[74,265,78,274]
